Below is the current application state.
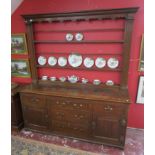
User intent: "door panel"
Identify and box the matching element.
[23,106,49,131]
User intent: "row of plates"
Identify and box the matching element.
[66,33,83,41]
[38,54,119,69]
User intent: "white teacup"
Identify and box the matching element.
[81,78,88,84]
[106,80,114,86]
[50,76,56,81]
[59,76,66,82]
[93,79,101,85]
[41,75,48,80]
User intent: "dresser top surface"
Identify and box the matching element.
[20,83,130,104]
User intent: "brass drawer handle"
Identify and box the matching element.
[73,103,77,107]
[31,98,39,102]
[79,115,84,119]
[56,112,64,116]
[74,114,84,119]
[104,105,113,111]
[62,102,66,105]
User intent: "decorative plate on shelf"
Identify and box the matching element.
[38,56,47,66]
[95,57,106,68]
[107,57,119,69]
[48,56,57,66]
[75,33,83,41]
[58,57,67,67]
[68,53,82,68]
[66,33,73,41]
[83,57,94,68]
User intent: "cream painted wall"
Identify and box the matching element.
[11,0,23,14]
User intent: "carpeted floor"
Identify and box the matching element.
[12,135,98,155]
[12,128,144,155]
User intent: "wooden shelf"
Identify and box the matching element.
[34,28,124,33]
[33,40,124,44]
[38,80,120,89]
[36,65,122,72]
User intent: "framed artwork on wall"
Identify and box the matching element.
[136,76,144,104]
[11,33,28,54]
[138,34,144,71]
[11,59,31,78]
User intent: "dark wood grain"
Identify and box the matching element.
[22,7,138,23]
[120,15,134,89]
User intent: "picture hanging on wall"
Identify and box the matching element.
[136,76,144,104]
[11,33,28,54]
[138,34,144,71]
[11,59,31,78]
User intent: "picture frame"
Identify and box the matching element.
[11,59,31,78]
[138,34,144,71]
[11,33,28,54]
[136,76,144,104]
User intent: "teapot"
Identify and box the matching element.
[68,75,79,83]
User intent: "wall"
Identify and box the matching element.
[11,0,144,128]
[11,0,23,14]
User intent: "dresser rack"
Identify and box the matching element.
[20,7,138,149]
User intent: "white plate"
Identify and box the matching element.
[84,57,94,68]
[95,57,106,68]
[48,56,57,66]
[38,56,47,66]
[58,57,67,67]
[75,33,83,41]
[66,33,73,41]
[68,54,82,68]
[107,57,119,69]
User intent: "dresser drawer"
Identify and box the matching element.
[93,102,127,118]
[20,93,46,108]
[51,120,91,137]
[51,109,91,124]
[47,96,90,111]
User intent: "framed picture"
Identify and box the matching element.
[11,59,31,78]
[136,76,144,104]
[138,34,144,71]
[11,33,28,54]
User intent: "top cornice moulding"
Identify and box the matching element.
[22,7,139,23]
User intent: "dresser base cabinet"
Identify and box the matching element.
[20,84,130,149]
[11,83,24,132]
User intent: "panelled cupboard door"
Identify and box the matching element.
[22,106,49,131]
[92,102,128,146]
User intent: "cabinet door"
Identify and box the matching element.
[22,106,49,131]
[92,102,128,147]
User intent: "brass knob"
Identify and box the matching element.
[56,101,59,104]
[74,114,78,118]
[80,104,83,107]
[80,115,84,119]
[73,104,77,107]
[62,102,66,105]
